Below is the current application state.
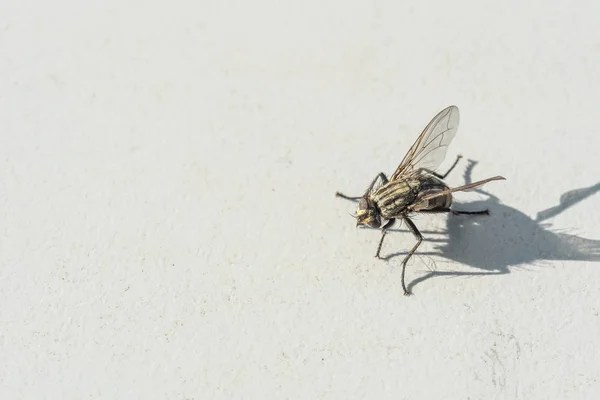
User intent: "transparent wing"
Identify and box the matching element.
[390,105,460,181]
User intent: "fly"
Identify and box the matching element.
[336,105,505,295]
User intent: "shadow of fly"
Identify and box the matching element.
[336,105,505,295]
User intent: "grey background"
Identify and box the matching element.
[1,0,600,398]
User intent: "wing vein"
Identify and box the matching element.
[390,106,459,181]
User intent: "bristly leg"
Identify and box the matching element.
[419,207,489,216]
[336,172,389,200]
[424,155,462,179]
[400,216,423,296]
[451,209,489,216]
[334,192,362,201]
[375,218,395,259]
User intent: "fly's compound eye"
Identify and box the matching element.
[358,198,368,209]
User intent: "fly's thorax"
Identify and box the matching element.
[354,196,381,228]
[371,179,420,219]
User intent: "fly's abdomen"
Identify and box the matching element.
[412,187,452,211]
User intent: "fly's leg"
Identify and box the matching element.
[336,172,389,200]
[452,209,488,216]
[370,173,390,189]
[400,216,423,296]
[440,155,462,179]
[420,207,489,216]
[423,155,462,179]
[375,218,395,259]
[334,193,362,201]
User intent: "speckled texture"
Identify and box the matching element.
[1,1,600,399]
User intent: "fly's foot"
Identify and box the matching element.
[376,255,391,263]
[403,290,412,296]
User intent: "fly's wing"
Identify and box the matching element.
[390,105,460,181]
[407,176,505,209]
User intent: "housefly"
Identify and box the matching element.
[336,105,505,295]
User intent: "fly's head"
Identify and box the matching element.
[354,197,381,228]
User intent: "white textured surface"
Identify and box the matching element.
[2,1,600,398]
